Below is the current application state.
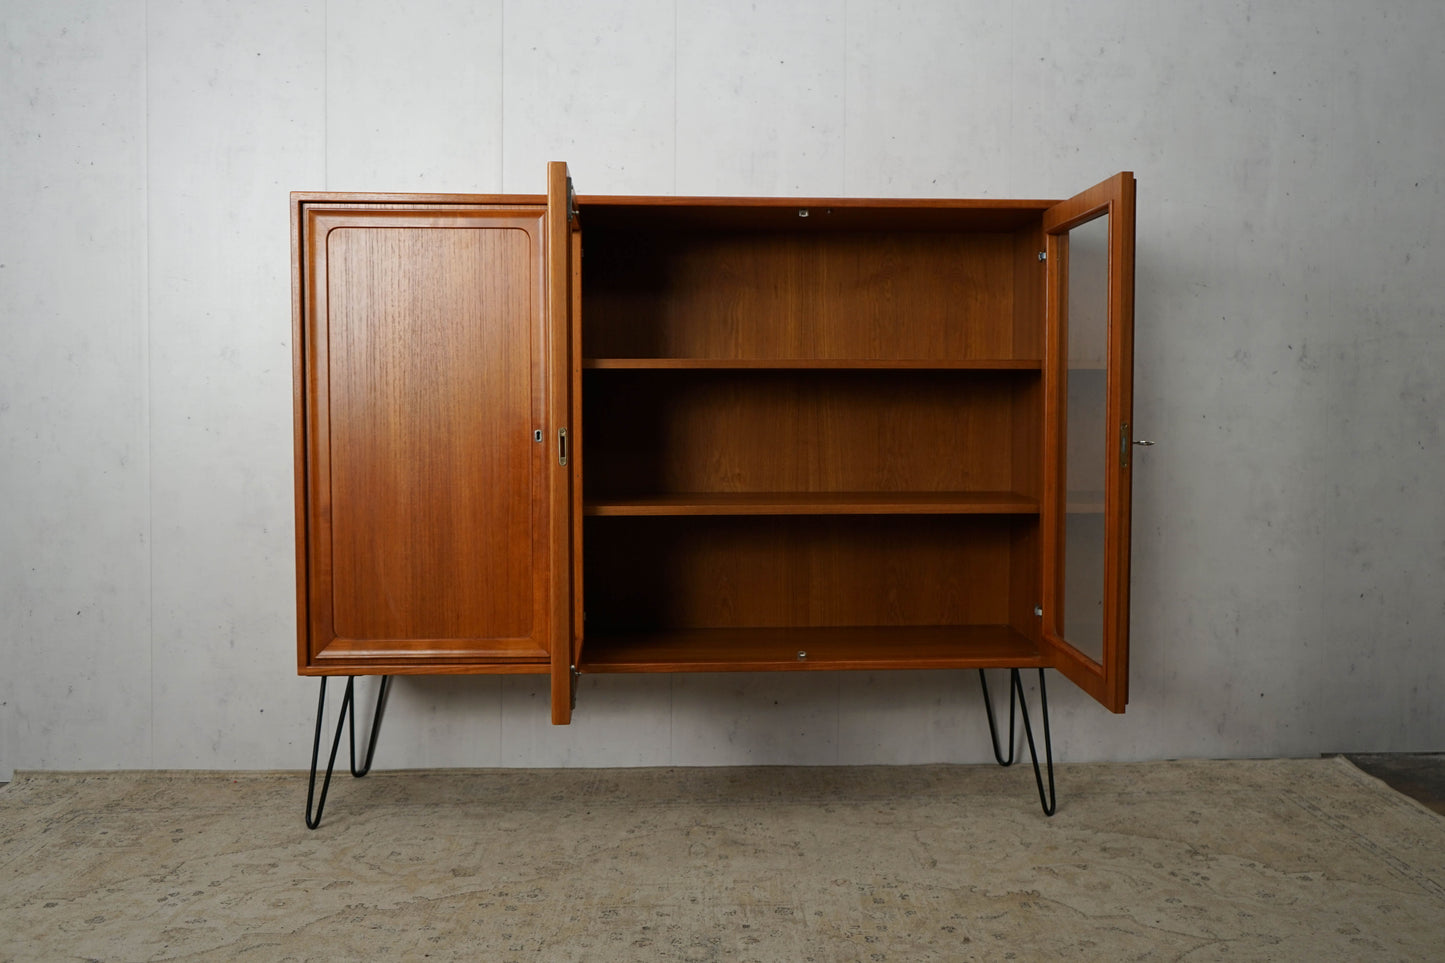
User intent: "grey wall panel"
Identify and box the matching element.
[145,0,326,769]
[1,1,151,778]
[3,1,1443,779]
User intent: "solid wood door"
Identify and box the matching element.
[545,161,582,723]
[295,202,556,674]
[1041,173,1137,712]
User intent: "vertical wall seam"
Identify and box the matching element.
[498,1,505,190]
[323,0,329,189]
[1007,5,1015,196]
[672,0,678,194]
[837,4,849,752]
[143,0,155,770]
[834,675,842,764]
[842,0,848,195]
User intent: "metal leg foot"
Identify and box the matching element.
[305,676,391,829]
[1013,669,1057,816]
[979,668,1057,816]
[978,669,1017,766]
[350,676,390,778]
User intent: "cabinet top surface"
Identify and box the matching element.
[579,195,1056,231]
[291,191,547,206]
[578,194,1057,208]
[290,190,1057,206]
[290,172,1135,221]
[292,191,1060,231]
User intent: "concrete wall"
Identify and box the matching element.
[4,0,1443,780]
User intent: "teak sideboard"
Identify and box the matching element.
[290,163,1137,819]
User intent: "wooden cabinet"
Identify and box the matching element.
[292,164,1136,727]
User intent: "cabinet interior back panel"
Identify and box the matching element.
[584,369,1035,497]
[582,230,1021,360]
[583,515,1022,630]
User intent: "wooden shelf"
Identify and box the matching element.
[583,358,1043,370]
[585,491,1039,517]
[580,625,1044,673]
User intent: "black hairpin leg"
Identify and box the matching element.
[978,669,1017,766]
[305,675,391,829]
[978,668,1057,816]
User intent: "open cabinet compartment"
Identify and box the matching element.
[581,513,1043,671]
[579,201,1048,363]
[574,198,1055,675]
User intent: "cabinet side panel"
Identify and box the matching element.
[1009,374,1044,642]
[1010,374,1043,502]
[325,224,536,642]
[1011,224,1045,360]
[1009,520,1042,644]
[293,196,311,671]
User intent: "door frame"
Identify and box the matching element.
[1040,172,1137,713]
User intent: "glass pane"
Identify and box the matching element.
[1062,213,1109,661]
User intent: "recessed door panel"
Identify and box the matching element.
[300,208,552,668]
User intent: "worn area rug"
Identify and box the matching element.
[1,758,1443,961]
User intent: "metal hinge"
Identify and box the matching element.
[1037,250,1047,261]
[566,176,577,225]
[558,428,568,466]
[570,665,578,710]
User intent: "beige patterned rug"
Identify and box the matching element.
[2,758,1443,961]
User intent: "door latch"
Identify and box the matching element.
[1121,425,1156,467]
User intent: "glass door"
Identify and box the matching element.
[1041,173,1136,712]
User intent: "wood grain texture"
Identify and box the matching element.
[547,161,576,723]
[290,194,311,677]
[570,226,587,670]
[1008,519,1043,646]
[291,192,546,207]
[584,369,1035,498]
[325,224,533,640]
[582,230,1020,361]
[1008,373,1045,643]
[1011,225,1046,361]
[297,205,551,671]
[582,515,1028,631]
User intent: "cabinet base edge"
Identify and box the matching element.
[298,661,550,677]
